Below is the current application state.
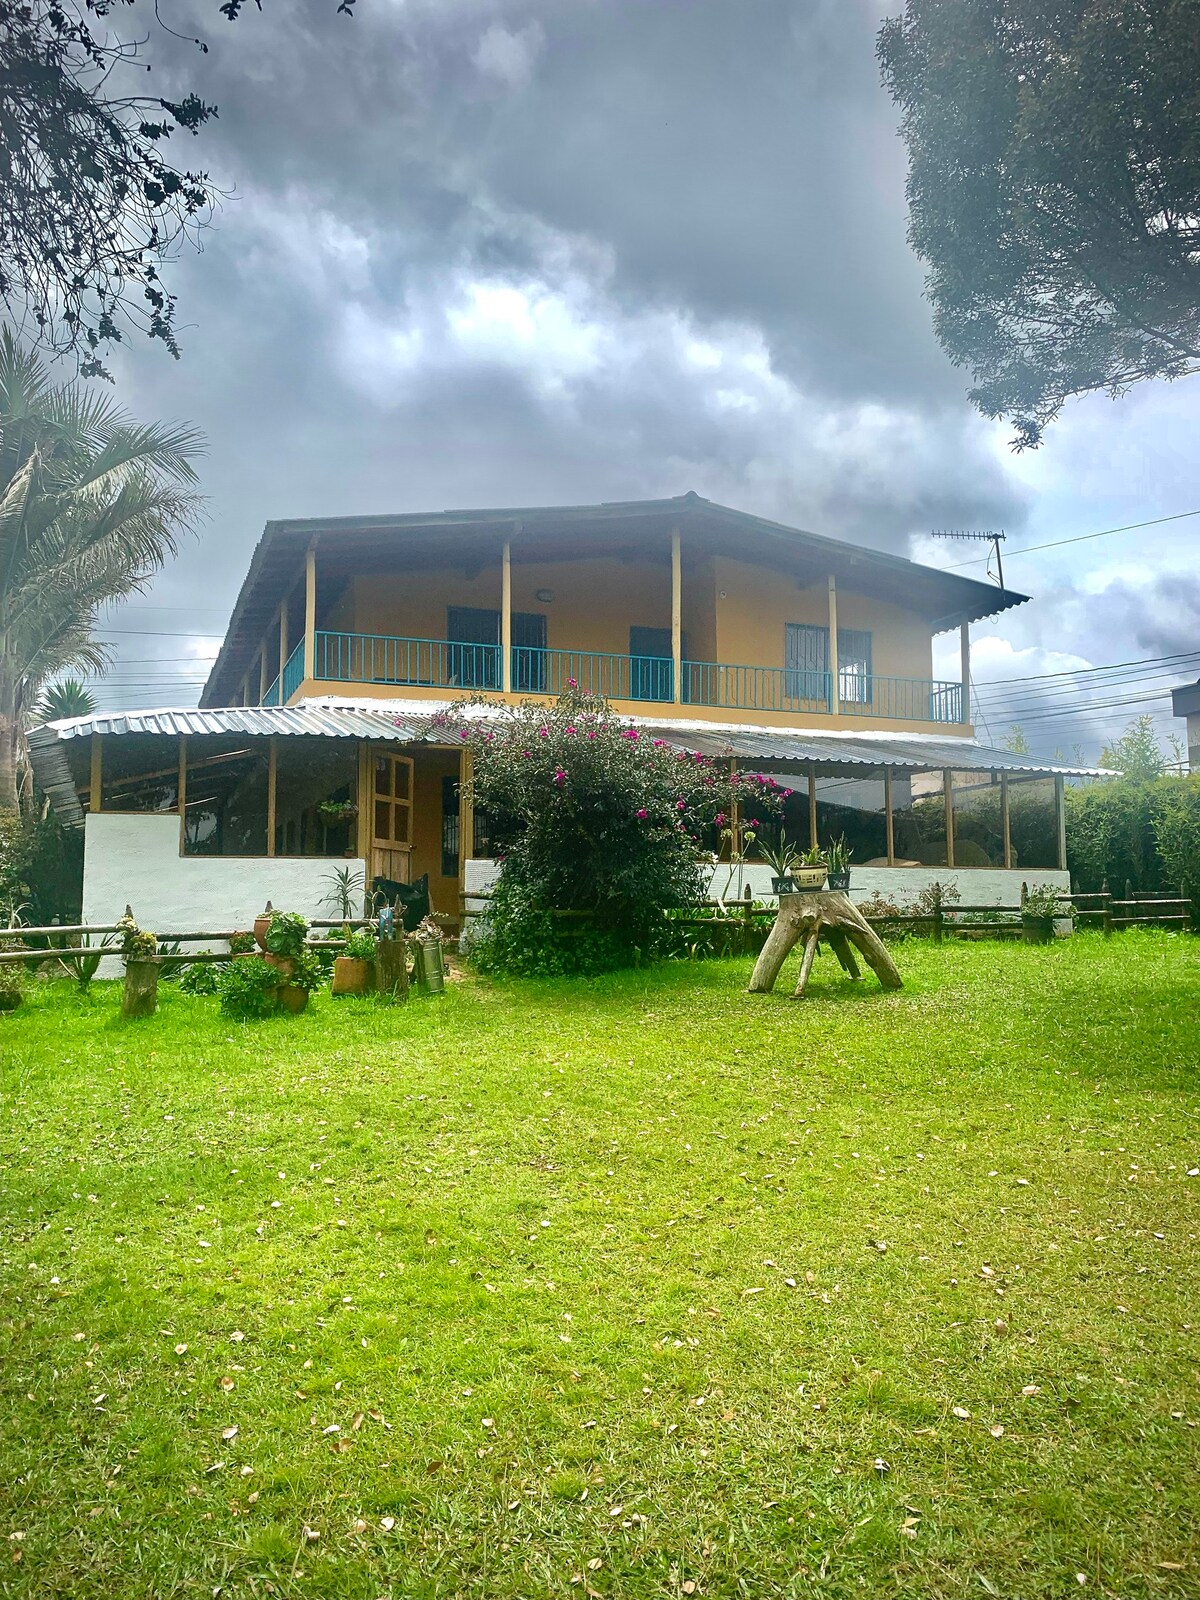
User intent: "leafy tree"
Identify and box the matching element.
[0,330,202,809]
[879,2,1200,447]
[36,677,96,722]
[1100,715,1167,780]
[0,0,354,374]
[447,687,782,974]
[1001,723,1030,754]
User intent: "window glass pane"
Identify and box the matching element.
[441,777,460,877]
[183,738,269,856]
[273,737,359,857]
[392,760,410,800]
[100,734,179,813]
[837,628,872,704]
[785,623,829,702]
[375,756,390,795]
[375,799,390,840]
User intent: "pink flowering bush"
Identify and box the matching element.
[439,687,780,973]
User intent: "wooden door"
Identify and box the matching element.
[370,751,413,883]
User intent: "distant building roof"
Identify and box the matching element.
[1171,678,1200,718]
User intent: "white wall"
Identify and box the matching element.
[462,857,1070,914]
[83,814,365,944]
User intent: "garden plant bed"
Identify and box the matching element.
[1,933,1198,1598]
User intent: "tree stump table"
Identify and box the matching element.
[748,891,903,999]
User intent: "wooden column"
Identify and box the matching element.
[827,575,840,714]
[727,758,741,860]
[89,734,103,813]
[1001,772,1013,869]
[959,618,971,725]
[303,543,317,688]
[671,527,683,705]
[258,649,269,705]
[355,742,372,864]
[278,597,289,691]
[943,768,955,868]
[1054,773,1067,871]
[884,767,895,866]
[501,537,513,695]
[807,764,818,851]
[177,735,188,855]
[267,737,277,857]
[458,745,474,896]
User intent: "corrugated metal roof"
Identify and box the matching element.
[635,723,1109,777]
[33,703,424,742]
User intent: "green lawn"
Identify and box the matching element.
[2,934,1199,1599]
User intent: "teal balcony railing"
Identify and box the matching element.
[292,630,966,724]
[262,676,280,707]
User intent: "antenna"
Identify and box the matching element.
[930,528,1006,589]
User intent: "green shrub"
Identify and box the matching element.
[264,911,309,959]
[228,930,256,955]
[178,963,219,995]
[289,948,324,993]
[342,926,377,961]
[216,956,279,1020]
[450,687,782,975]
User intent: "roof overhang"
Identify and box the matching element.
[200,492,1030,707]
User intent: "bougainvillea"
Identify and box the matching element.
[433,687,782,973]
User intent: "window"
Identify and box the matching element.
[441,777,460,878]
[100,734,179,813]
[182,738,269,856]
[784,624,873,705]
[447,606,501,689]
[838,628,873,705]
[273,737,359,857]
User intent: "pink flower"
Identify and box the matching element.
[750,818,761,828]
[565,726,576,735]
[459,730,469,740]
[587,730,597,740]
[486,731,495,742]
[623,728,639,741]
[553,768,566,786]
[538,726,550,738]
[567,677,578,688]
[652,738,666,747]
[783,787,792,797]
[715,812,727,826]
[636,808,648,820]
[676,799,686,811]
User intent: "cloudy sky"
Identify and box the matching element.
[94,0,1200,762]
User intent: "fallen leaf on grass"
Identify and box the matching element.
[1021,1385,1042,1397]
[989,1424,1005,1437]
[221,1426,238,1441]
[380,1516,396,1531]
[952,1406,971,1420]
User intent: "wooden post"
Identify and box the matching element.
[501,537,513,695]
[267,737,277,857]
[1001,771,1013,869]
[883,767,895,866]
[943,768,955,868]
[89,733,103,813]
[278,597,289,692]
[177,735,188,855]
[258,648,268,705]
[303,542,317,687]
[122,958,161,1019]
[376,935,409,1003]
[960,619,971,725]
[827,575,840,714]
[727,757,742,862]
[356,741,372,866]
[932,881,944,944]
[808,764,818,851]
[1054,773,1067,871]
[671,527,683,705]
[458,744,474,898]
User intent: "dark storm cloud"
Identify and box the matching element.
[101,0,1039,708]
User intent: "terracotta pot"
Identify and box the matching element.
[262,953,295,980]
[278,983,309,1013]
[332,956,375,996]
[253,912,272,951]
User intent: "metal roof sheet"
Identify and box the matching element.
[33,703,423,743]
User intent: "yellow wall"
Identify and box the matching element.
[712,556,933,680]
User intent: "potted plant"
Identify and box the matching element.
[1021,883,1063,944]
[825,835,853,891]
[280,947,322,1013]
[332,925,377,997]
[318,799,359,825]
[263,909,309,980]
[758,831,802,895]
[228,930,256,956]
[253,902,274,951]
[793,844,828,891]
[217,955,282,1020]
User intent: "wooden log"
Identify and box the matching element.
[827,930,861,980]
[121,957,161,1019]
[793,930,820,998]
[375,936,410,1003]
[749,891,903,996]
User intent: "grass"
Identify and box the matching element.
[1,932,1199,1599]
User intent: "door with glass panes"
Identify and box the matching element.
[370,751,413,882]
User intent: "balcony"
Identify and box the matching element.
[286,631,965,724]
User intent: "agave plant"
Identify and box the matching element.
[35,678,96,723]
[0,330,203,808]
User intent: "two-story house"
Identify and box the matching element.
[30,493,1096,931]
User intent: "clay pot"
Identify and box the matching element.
[277,983,309,1013]
[253,912,272,951]
[332,956,375,996]
[262,952,295,980]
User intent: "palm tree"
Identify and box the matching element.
[0,331,203,809]
[35,678,97,723]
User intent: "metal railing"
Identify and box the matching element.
[290,631,966,723]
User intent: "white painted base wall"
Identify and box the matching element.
[462,857,1070,915]
[83,815,365,967]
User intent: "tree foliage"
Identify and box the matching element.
[0,0,354,373]
[878,1,1200,446]
[36,677,96,721]
[1099,713,1168,780]
[0,329,203,807]
[446,687,783,974]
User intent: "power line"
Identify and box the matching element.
[975,664,1200,716]
[972,647,1200,689]
[941,508,1200,571]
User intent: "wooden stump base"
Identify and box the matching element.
[122,957,162,1019]
[748,891,902,999]
[375,936,410,1003]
